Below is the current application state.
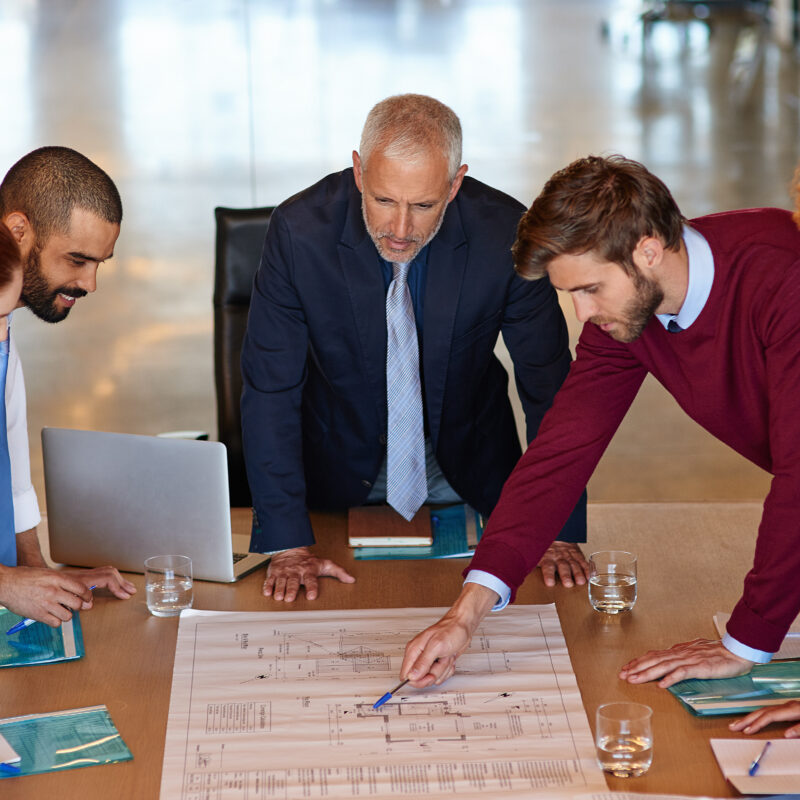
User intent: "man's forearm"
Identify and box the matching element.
[445,582,500,634]
[16,528,47,568]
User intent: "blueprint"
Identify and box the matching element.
[160,605,606,799]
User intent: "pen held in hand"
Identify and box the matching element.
[5,584,97,635]
[748,740,771,776]
[373,678,411,710]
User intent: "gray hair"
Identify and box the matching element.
[359,94,463,180]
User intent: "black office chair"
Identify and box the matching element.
[213,206,275,507]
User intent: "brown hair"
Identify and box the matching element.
[0,146,122,244]
[513,155,685,279]
[0,224,21,292]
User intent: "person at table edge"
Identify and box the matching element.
[240,94,587,602]
[0,147,135,625]
[401,154,800,689]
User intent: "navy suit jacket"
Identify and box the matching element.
[241,169,586,551]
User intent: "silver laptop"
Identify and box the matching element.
[42,427,269,582]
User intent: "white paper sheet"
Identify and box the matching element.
[710,738,800,794]
[0,732,19,764]
[160,604,607,799]
[713,612,800,660]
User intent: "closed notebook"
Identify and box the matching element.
[348,505,432,547]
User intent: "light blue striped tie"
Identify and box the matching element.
[386,261,426,520]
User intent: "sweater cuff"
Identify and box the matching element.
[727,598,787,653]
[465,540,528,603]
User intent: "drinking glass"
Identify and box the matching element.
[145,555,193,617]
[588,550,637,613]
[595,702,653,777]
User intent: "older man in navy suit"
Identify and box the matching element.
[241,94,586,601]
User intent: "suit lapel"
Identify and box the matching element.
[338,183,387,419]
[422,200,468,447]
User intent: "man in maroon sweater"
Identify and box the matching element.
[401,154,800,690]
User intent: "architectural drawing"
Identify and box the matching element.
[160,605,606,799]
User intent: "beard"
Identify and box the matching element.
[362,201,447,264]
[21,246,87,324]
[592,271,664,343]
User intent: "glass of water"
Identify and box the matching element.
[145,555,193,617]
[588,550,637,614]
[596,702,653,777]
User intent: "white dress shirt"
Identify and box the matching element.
[7,333,41,534]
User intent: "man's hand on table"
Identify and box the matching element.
[400,583,498,688]
[0,566,96,626]
[619,638,754,688]
[537,541,591,588]
[730,700,800,738]
[262,547,355,602]
[59,566,136,605]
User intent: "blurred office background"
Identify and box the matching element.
[0,0,796,507]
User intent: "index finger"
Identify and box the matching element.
[82,568,136,597]
[401,629,448,686]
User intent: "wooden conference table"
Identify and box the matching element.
[2,502,771,799]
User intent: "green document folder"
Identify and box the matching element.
[353,504,486,560]
[0,610,85,667]
[669,661,800,716]
[0,705,132,778]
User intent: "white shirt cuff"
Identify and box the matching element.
[13,486,41,534]
[722,633,773,664]
[464,570,511,611]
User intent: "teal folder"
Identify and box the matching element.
[0,610,84,667]
[0,705,132,777]
[669,661,800,716]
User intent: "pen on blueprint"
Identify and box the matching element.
[748,740,771,777]
[373,678,411,710]
[6,585,97,635]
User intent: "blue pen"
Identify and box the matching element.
[748,740,771,776]
[0,762,20,775]
[4,618,34,636]
[373,678,410,710]
[6,584,97,635]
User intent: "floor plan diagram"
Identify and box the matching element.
[160,605,606,799]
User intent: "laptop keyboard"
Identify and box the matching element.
[232,552,247,564]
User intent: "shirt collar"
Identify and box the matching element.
[655,224,714,331]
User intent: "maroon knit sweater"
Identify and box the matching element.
[469,208,800,653]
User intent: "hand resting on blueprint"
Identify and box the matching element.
[538,541,591,588]
[0,564,135,627]
[729,699,800,738]
[262,546,355,602]
[619,638,754,688]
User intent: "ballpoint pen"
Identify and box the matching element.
[373,678,410,710]
[5,585,97,636]
[748,740,771,776]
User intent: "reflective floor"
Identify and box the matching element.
[1,0,797,506]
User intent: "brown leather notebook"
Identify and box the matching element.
[347,505,432,547]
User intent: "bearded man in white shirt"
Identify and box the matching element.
[0,147,135,627]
